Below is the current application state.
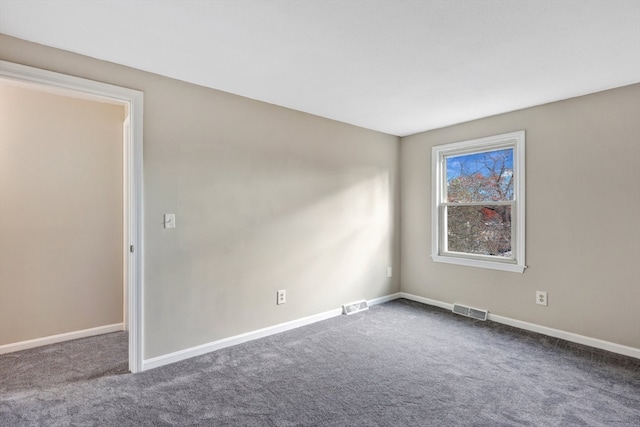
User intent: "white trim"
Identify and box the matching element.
[122,115,131,331]
[431,131,526,273]
[488,313,640,359]
[430,255,526,273]
[400,292,640,359]
[143,294,402,370]
[0,324,124,354]
[368,292,401,306]
[399,292,453,310]
[126,87,144,374]
[143,308,344,371]
[0,61,144,373]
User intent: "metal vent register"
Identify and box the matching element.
[342,300,369,315]
[452,303,488,321]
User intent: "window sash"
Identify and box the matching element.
[440,202,517,263]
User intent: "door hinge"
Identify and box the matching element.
[130,245,134,253]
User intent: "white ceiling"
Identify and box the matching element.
[1,1,639,136]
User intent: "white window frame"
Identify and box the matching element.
[431,131,526,273]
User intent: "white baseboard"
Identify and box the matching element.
[142,289,639,372]
[0,323,125,354]
[399,292,640,359]
[399,292,452,311]
[143,307,344,371]
[143,293,402,371]
[368,292,401,306]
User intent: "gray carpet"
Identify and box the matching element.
[1,299,639,426]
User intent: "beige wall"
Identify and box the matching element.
[401,84,640,349]
[0,35,401,358]
[0,81,125,345]
[5,33,633,358]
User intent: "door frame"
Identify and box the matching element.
[0,60,144,373]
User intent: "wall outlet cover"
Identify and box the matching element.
[536,291,548,306]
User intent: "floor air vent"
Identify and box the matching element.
[452,303,488,321]
[342,300,369,315]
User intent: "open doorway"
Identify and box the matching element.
[0,61,143,373]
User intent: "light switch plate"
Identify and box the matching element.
[164,213,176,229]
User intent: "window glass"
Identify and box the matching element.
[445,149,514,202]
[446,205,512,257]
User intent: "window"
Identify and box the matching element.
[432,131,525,273]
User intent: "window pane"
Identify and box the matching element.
[446,205,512,257]
[446,148,514,202]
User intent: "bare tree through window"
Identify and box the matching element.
[445,148,513,257]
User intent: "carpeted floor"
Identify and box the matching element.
[1,299,639,426]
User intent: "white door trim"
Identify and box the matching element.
[0,60,144,373]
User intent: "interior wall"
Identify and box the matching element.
[0,81,125,345]
[0,35,401,359]
[400,84,640,349]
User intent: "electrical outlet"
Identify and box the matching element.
[387,266,392,278]
[277,289,286,305]
[536,291,548,306]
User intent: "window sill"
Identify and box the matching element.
[431,254,526,273]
